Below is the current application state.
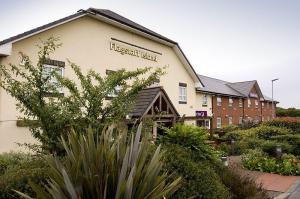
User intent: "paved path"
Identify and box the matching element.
[228,156,300,199]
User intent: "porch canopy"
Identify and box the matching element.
[131,87,179,124]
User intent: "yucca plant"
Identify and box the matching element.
[16,123,181,199]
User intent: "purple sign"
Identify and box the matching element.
[196,111,207,118]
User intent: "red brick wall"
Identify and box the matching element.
[212,96,244,128]
[243,87,262,121]
[262,101,275,121]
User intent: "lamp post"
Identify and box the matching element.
[272,78,279,118]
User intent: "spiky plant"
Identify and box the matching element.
[16,123,181,199]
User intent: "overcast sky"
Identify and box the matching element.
[1,0,299,108]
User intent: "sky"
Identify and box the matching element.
[0,0,299,108]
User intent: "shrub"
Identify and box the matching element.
[261,141,293,157]
[161,124,216,161]
[215,164,270,199]
[264,119,300,133]
[242,149,300,175]
[254,125,292,139]
[163,144,231,199]
[0,158,48,199]
[17,123,181,199]
[0,152,32,175]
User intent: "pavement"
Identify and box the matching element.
[228,156,300,199]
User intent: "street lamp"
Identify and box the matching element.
[272,78,279,118]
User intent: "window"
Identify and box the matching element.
[217,117,222,128]
[42,63,64,93]
[262,117,264,122]
[248,98,251,108]
[202,94,208,106]
[106,70,122,98]
[179,83,187,103]
[255,100,258,108]
[239,117,243,124]
[262,102,264,107]
[267,116,270,121]
[239,99,243,108]
[228,116,233,125]
[267,102,269,109]
[107,85,122,98]
[217,96,222,106]
[229,97,233,107]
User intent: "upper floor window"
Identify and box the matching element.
[228,116,233,125]
[239,99,243,108]
[217,96,222,106]
[42,60,65,93]
[202,94,208,106]
[106,70,122,99]
[262,102,265,107]
[229,97,233,107]
[179,83,187,104]
[248,98,251,108]
[217,117,222,129]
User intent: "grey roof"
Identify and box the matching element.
[88,8,177,44]
[197,75,275,102]
[131,87,179,117]
[226,81,257,96]
[197,75,243,97]
[131,87,161,117]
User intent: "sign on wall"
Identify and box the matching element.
[196,111,207,117]
[110,40,159,62]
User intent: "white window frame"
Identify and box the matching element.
[179,84,187,103]
[42,64,64,93]
[248,98,251,108]
[229,97,233,107]
[217,117,222,129]
[262,102,264,107]
[228,116,233,125]
[217,96,222,106]
[202,94,208,106]
[239,99,243,108]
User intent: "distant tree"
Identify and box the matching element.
[0,37,165,154]
[276,107,300,117]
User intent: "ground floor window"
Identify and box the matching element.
[239,117,243,124]
[217,117,222,129]
[228,116,233,125]
[196,119,210,129]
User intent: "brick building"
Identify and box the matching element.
[197,75,276,129]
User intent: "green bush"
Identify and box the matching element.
[161,124,215,161]
[0,158,48,199]
[254,125,292,139]
[0,152,32,175]
[17,124,181,199]
[242,149,300,175]
[261,141,293,157]
[264,119,300,133]
[163,144,231,199]
[271,134,300,155]
[216,164,269,199]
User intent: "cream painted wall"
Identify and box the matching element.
[195,92,213,117]
[0,16,201,152]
